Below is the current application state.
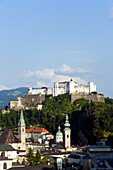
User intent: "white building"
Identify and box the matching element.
[53,79,96,97]
[0,144,17,170]
[28,87,52,95]
[18,110,26,150]
[0,144,17,162]
[0,158,13,170]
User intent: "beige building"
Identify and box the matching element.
[18,110,26,150]
[64,114,71,149]
[10,93,45,110]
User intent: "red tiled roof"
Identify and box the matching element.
[26,127,49,133]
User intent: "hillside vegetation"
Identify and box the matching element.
[0,87,28,109]
[0,94,113,146]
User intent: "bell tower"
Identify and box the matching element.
[56,125,63,143]
[18,110,26,150]
[64,114,71,149]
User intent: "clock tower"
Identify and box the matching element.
[18,110,26,150]
[64,114,71,149]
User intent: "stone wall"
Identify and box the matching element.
[10,94,45,110]
[22,94,45,107]
[71,92,105,103]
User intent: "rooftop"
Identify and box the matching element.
[9,165,53,170]
[0,144,16,151]
[26,127,49,133]
[0,130,21,144]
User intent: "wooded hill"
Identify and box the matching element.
[0,94,113,146]
[0,87,28,109]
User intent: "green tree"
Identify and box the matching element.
[41,155,53,166]
[30,137,35,143]
[33,150,41,165]
[26,148,34,166]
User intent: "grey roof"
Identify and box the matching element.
[9,165,53,170]
[0,157,13,160]
[83,156,92,159]
[88,145,111,149]
[0,144,16,151]
[68,154,81,159]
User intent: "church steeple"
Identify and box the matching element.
[64,114,71,149]
[56,125,63,143]
[19,110,25,123]
[64,114,70,131]
[18,110,26,150]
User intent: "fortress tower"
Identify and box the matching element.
[18,110,26,150]
[64,114,71,149]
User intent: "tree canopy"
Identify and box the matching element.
[0,94,113,146]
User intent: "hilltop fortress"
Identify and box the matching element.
[10,79,105,110]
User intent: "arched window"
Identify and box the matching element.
[67,135,69,138]
[3,162,7,169]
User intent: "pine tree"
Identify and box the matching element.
[26,147,34,166]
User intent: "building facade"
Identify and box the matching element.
[53,79,96,97]
[10,94,45,110]
[28,87,52,95]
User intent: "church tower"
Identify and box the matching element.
[64,114,71,149]
[18,110,26,150]
[56,125,63,143]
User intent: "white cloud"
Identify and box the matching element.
[35,69,54,79]
[55,64,74,75]
[76,68,94,74]
[51,74,86,85]
[110,8,113,20]
[0,85,10,91]
[36,81,47,87]
[55,64,94,75]
[23,64,94,87]
[24,70,34,77]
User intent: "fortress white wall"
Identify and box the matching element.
[28,87,52,95]
[53,80,96,97]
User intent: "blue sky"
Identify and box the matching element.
[0,0,113,97]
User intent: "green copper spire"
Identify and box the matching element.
[64,114,70,131]
[20,110,25,122]
[56,125,63,136]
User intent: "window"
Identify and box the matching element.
[67,135,69,138]
[3,163,7,169]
